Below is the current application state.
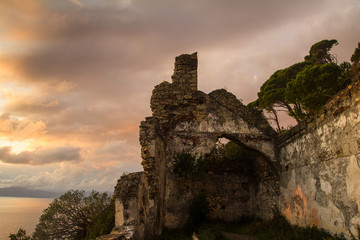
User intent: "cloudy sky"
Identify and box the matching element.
[0,0,359,193]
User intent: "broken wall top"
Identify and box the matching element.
[149,52,276,137]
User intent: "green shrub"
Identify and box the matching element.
[173,141,260,178]
[173,151,196,177]
[187,192,210,232]
[9,229,31,240]
[85,198,115,239]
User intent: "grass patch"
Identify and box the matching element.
[150,225,226,240]
[212,211,349,240]
[151,228,192,240]
[152,212,352,240]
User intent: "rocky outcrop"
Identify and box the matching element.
[112,53,360,239]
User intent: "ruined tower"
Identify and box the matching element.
[150,52,201,122]
[171,52,198,91]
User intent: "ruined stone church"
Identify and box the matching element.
[109,53,360,239]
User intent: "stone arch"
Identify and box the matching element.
[195,134,279,220]
[205,88,278,162]
[159,127,279,222]
[159,86,281,223]
[216,133,279,174]
[219,132,277,165]
[169,89,278,164]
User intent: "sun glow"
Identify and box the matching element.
[0,138,35,154]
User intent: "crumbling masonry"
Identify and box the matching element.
[111,53,360,239]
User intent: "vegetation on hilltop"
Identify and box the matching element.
[248,39,360,132]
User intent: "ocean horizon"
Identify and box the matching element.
[0,197,53,240]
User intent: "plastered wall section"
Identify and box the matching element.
[278,82,360,236]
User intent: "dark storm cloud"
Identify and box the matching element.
[0,146,82,165]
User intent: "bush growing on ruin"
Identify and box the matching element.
[173,151,196,177]
[200,141,257,173]
[187,192,210,232]
[173,141,260,178]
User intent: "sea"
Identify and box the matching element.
[0,197,53,240]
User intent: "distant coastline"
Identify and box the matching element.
[0,187,60,198]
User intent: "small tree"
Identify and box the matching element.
[304,39,338,64]
[32,190,112,240]
[285,63,349,115]
[9,228,31,240]
[350,42,360,81]
[250,61,311,123]
[351,42,360,64]
[173,151,196,177]
[86,198,115,239]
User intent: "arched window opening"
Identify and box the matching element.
[190,136,278,220]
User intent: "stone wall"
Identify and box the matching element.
[112,53,360,239]
[278,81,360,236]
[113,172,143,239]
